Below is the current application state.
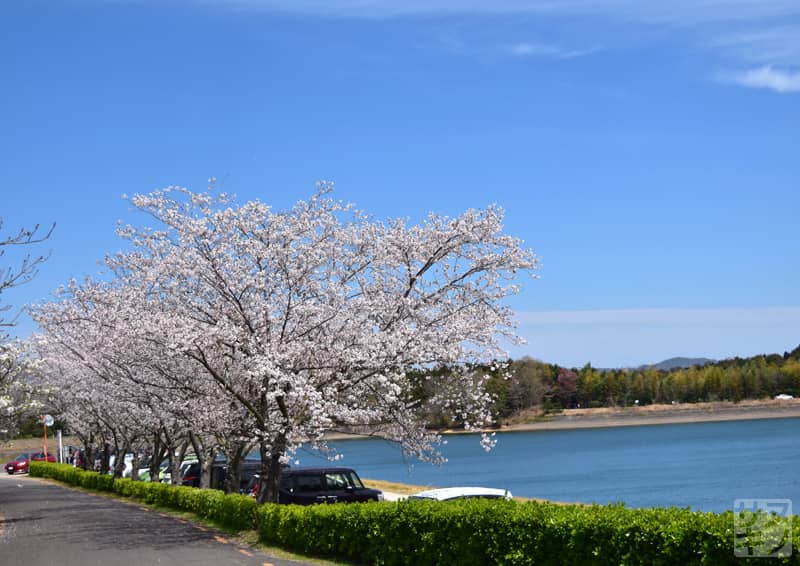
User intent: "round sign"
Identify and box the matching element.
[43,414,54,427]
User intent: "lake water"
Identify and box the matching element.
[295,418,800,513]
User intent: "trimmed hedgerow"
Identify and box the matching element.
[253,499,799,566]
[30,462,799,565]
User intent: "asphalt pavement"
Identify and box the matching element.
[0,472,315,566]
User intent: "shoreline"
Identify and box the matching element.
[4,401,797,458]
[321,399,800,441]
[495,398,800,433]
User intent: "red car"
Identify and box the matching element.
[5,451,56,474]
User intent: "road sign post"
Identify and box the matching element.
[42,414,54,459]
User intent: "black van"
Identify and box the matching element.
[179,458,262,491]
[248,467,383,504]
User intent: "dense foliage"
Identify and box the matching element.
[566,347,800,408]
[31,462,798,565]
[256,498,798,566]
[426,346,800,425]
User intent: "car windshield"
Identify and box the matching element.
[13,453,31,461]
[323,471,365,490]
[346,471,364,488]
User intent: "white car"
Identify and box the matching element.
[103,453,135,477]
[410,487,512,501]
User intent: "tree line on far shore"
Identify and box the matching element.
[413,344,800,427]
[16,343,800,437]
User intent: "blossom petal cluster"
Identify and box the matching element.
[32,185,538,500]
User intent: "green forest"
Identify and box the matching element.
[413,345,800,427]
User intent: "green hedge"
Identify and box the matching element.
[254,498,798,565]
[30,462,799,565]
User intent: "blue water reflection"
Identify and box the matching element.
[294,418,800,513]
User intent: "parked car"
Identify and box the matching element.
[145,456,226,487]
[4,451,56,475]
[5,453,31,474]
[179,460,200,487]
[245,473,261,497]
[110,453,136,477]
[274,467,383,504]
[163,456,225,487]
[66,446,85,467]
[237,459,262,492]
[409,487,512,501]
[137,458,170,482]
[195,456,260,492]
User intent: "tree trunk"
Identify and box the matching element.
[189,432,215,489]
[222,442,246,494]
[99,443,111,474]
[149,433,165,482]
[200,455,214,489]
[78,433,92,471]
[257,434,286,504]
[112,445,128,478]
[167,441,189,486]
[130,452,141,481]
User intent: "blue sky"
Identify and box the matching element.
[2,0,798,367]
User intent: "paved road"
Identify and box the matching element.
[0,473,312,566]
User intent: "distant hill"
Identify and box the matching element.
[643,357,715,371]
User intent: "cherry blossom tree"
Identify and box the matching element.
[33,278,256,484]
[0,341,43,434]
[103,184,539,501]
[33,290,167,475]
[33,185,538,501]
[1,219,54,333]
[0,219,53,430]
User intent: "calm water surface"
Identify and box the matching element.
[297,418,800,513]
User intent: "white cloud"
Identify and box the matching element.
[199,0,800,24]
[191,0,800,67]
[506,42,599,59]
[508,43,562,57]
[712,25,800,66]
[723,66,800,93]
